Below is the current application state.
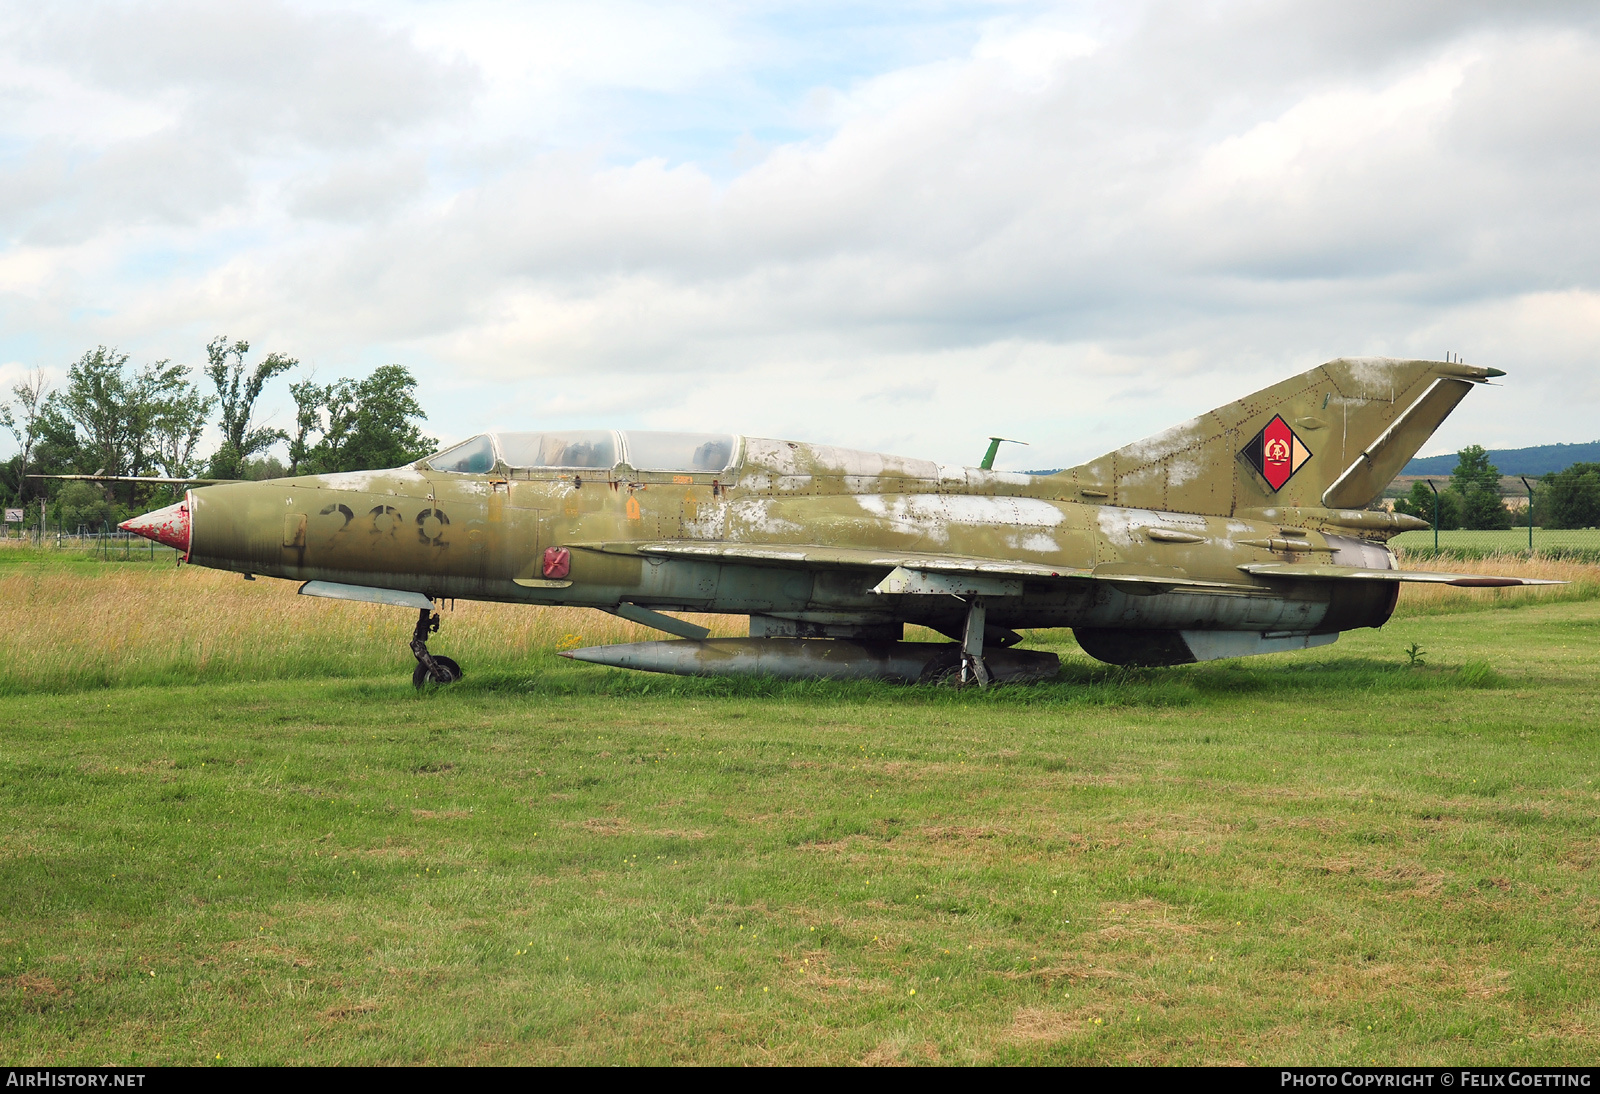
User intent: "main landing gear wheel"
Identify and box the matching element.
[409,606,462,688]
[413,655,462,688]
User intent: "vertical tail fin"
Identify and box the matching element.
[1053,358,1500,516]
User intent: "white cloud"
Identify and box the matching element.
[974,21,1100,89]
[15,0,477,147]
[407,1,737,96]
[286,152,429,222]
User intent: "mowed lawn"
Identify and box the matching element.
[1,557,1598,1064]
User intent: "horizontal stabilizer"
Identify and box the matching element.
[1240,563,1563,587]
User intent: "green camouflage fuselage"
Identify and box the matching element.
[186,436,1399,642]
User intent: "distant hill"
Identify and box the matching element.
[1403,441,1600,477]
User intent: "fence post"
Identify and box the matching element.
[1521,476,1534,553]
[1426,479,1440,553]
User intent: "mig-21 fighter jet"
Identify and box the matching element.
[119,357,1555,687]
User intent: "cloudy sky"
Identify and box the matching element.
[2,0,1597,471]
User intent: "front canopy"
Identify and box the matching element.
[425,431,736,474]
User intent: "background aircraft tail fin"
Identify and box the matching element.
[1052,358,1499,517]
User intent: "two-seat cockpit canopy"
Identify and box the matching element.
[426,430,737,476]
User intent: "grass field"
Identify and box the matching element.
[2,551,1598,1065]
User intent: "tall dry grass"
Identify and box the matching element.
[2,550,1592,692]
[1391,551,1600,617]
[0,563,742,693]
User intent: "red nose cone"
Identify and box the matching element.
[120,500,191,554]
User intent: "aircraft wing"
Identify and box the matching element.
[634,540,1081,577]
[1240,563,1563,587]
[575,540,1257,592]
[583,541,1561,593]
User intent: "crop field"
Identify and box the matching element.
[2,548,1599,1065]
[1391,529,1600,562]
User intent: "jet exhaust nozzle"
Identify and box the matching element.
[561,637,1060,683]
[119,499,191,555]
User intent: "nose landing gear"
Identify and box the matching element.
[410,607,462,687]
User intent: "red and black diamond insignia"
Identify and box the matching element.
[1242,414,1312,492]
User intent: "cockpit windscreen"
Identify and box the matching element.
[427,434,496,474]
[497,431,617,469]
[623,431,735,472]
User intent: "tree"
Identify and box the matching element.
[204,337,295,479]
[1449,445,1501,494]
[239,456,287,481]
[29,403,86,488]
[127,359,212,487]
[1450,445,1511,530]
[148,372,215,481]
[58,347,133,480]
[54,347,212,507]
[287,377,329,476]
[1458,484,1512,530]
[0,369,51,504]
[53,480,114,532]
[1394,480,1461,530]
[1538,462,1600,529]
[297,365,435,474]
[331,365,434,472]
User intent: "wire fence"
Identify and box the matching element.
[0,526,182,562]
[1390,527,1600,563]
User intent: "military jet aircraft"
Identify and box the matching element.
[118,357,1554,687]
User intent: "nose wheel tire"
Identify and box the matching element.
[408,606,461,687]
[413,655,462,688]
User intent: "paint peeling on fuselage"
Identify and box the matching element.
[741,438,940,481]
[318,468,433,494]
[725,496,806,538]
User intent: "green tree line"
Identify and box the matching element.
[0,337,435,531]
[1394,444,1600,530]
